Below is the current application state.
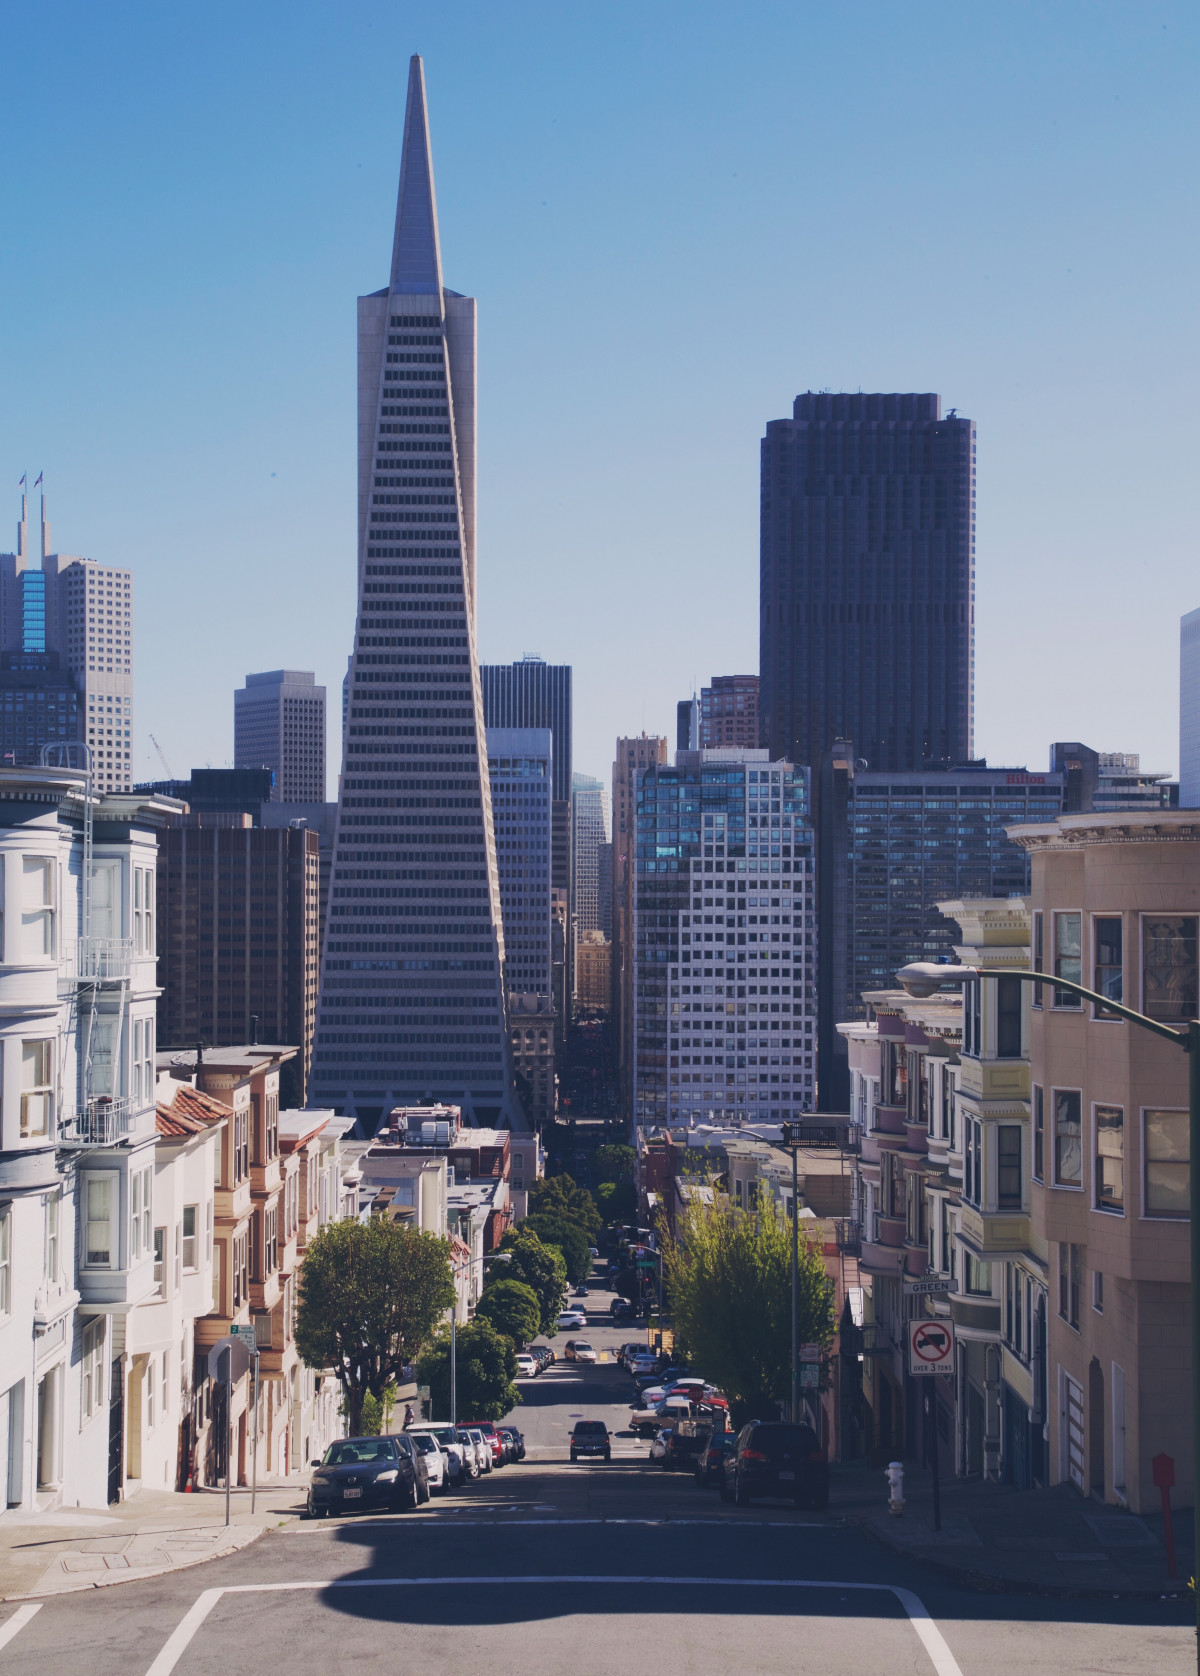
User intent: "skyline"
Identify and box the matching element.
[1,3,1196,791]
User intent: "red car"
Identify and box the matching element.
[465,1420,505,1466]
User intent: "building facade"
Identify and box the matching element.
[571,770,608,963]
[508,992,556,1129]
[1181,609,1200,809]
[612,734,668,1118]
[311,56,516,1132]
[679,676,760,751]
[760,392,975,776]
[633,749,816,1129]
[235,670,327,803]
[156,822,320,1107]
[485,727,552,999]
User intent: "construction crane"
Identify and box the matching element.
[149,733,174,779]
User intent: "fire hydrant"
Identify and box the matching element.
[885,1460,905,1517]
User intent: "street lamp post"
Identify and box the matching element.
[896,960,1200,1661]
[781,1120,804,1424]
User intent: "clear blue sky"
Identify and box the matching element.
[1,2,1195,796]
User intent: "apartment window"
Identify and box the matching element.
[20,1039,52,1138]
[1053,913,1082,1007]
[266,1093,279,1160]
[1053,1090,1083,1188]
[174,1223,182,1291]
[0,1204,10,1315]
[964,980,982,1056]
[153,1226,165,1288]
[997,1125,1022,1209]
[1058,1241,1082,1329]
[263,1206,278,1276]
[1006,1263,1025,1357]
[1093,916,1123,1016]
[232,1232,249,1308]
[130,1017,154,1108]
[146,1359,155,1431]
[233,1110,249,1183]
[996,976,1022,1058]
[130,1167,152,1262]
[965,1253,992,1296]
[80,1318,105,1422]
[964,1117,982,1208]
[161,1351,169,1420]
[1032,911,1043,1007]
[22,855,54,957]
[84,1175,115,1266]
[1142,916,1199,1023]
[45,1188,60,1285]
[206,1199,214,1265]
[1094,1105,1124,1213]
[940,1198,955,1275]
[1092,1269,1104,1313]
[133,866,155,955]
[1033,1085,1045,1182]
[182,1205,198,1270]
[1144,1109,1189,1219]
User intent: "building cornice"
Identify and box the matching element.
[1008,812,1200,851]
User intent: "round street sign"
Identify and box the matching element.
[907,1317,954,1376]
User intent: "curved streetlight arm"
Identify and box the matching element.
[895,961,1189,1049]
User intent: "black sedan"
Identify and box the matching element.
[499,1425,526,1461]
[720,1421,828,1509]
[307,1434,425,1516]
[694,1430,736,1486]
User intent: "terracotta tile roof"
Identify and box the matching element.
[156,1083,233,1138]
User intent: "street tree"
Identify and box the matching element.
[497,1226,568,1332]
[475,1276,541,1347]
[592,1143,635,1185]
[295,1217,455,1434]
[416,1317,519,1422]
[522,1212,592,1285]
[595,1179,637,1223]
[665,1192,834,1426]
[527,1173,602,1240]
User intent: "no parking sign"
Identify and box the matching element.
[907,1317,954,1377]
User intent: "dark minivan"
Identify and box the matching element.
[720,1422,828,1509]
[307,1434,426,1517]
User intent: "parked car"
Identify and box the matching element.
[648,1426,672,1465]
[570,1420,611,1462]
[610,1299,637,1321]
[467,1420,505,1466]
[628,1350,660,1378]
[499,1425,526,1461]
[458,1427,491,1475]
[515,1352,539,1378]
[573,1284,589,1297]
[307,1435,424,1517]
[531,1345,555,1370]
[558,1308,587,1330]
[617,1340,646,1369]
[662,1418,711,1473]
[720,1421,828,1509]
[407,1423,467,1486]
[630,1396,694,1438]
[695,1430,737,1487]
[588,1245,599,1258]
[407,1429,447,1492]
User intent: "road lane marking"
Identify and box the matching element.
[143,1575,962,1676]
[0,1604,41,1654]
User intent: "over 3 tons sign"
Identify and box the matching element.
[907,1317,954,1377]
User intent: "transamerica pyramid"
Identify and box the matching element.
[311,56,518,1134]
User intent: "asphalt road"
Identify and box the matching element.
[1,1275,1192,1676]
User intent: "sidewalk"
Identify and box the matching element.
[0,1478,309,1601]
[832,1460,1193,1601]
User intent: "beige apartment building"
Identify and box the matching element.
[1010,810,1197,1513]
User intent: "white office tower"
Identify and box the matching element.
[235,669,327,801]
[0,493,134,794]
[1180,607,1200,808]
[487,728,553,997]
[571,771,609,953]
[312,57,516,1135]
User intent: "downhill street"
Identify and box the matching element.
[0,1280,1191,1676]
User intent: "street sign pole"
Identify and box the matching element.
[925,1387,941,1533]
[251,1349,259,1516]
[224,1347,231,1528]
[450,1305,457,1428]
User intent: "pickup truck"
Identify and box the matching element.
[630,1395,694,1438]
[661,1416,713,1472]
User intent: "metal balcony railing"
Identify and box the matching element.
[60,1096,134,1147]
[833,1219,863,1254]
[69,938,135,983]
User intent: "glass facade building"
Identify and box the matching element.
[486,728,552,998]
[633,750,816,1130]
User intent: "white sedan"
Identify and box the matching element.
[515,1353,539,1377]
[408,1430,446,1491]
[570,1341,598,1365]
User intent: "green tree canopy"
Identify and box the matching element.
[522,1213,592,1285]
[595,1179,637,1224]
[497,1226,568,1332]
[592,1143,635,1185]
[665,1193,834,1428]
[296,1217,455,1434]
[527,1173,602,1240]
[416,1317,519,1424]
[474,1276,541,1347]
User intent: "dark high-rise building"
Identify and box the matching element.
[310,56,516,1132]
[761,392,975,774]
[481,656,572,888]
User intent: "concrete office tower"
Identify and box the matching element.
[311,56,516,1134]
[235,670,327,802]
[486,728,553,997]
[571,770,608,945]
[611,734,668,1114]
[0,492,134,792]
[633,750,816,1130]
[1181,606,1200,807]
[761,393,975,773]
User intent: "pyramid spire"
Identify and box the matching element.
[390,56,443,297]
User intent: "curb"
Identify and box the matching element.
[3,1519,276,1602]
[847,1513,1190,1604]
